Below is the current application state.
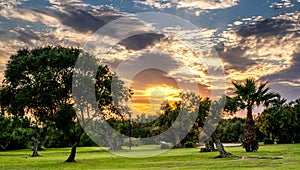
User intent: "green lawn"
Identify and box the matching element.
[1,144,300,169]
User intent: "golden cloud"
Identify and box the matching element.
[134,0,239,15]
[219,12,300,89]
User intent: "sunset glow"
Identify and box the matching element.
[131,84,182,114]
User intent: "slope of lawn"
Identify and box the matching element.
[1,144,300,169]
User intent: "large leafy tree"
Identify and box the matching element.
[201,97,232,158]
[0,46,80,157]
[155,93,232,157]
[0,46,115,162]
[256,96,299,144]
[231,78,278,152]
[216,118,245,143]
[72,55,131,152]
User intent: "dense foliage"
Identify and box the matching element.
[216,118,245,143]
[0,46,114,161]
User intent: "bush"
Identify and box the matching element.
[161,143,170,149]
[184,141,195,148]
[263,138,274,144]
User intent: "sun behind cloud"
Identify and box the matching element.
[129,68,183,115]
[131,84,182,114]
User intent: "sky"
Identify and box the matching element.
[0,0,299,116]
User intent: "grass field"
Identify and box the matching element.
[1,144,300,169]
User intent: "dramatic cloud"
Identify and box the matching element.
[0,1,123,61]
[275,53,300,84]
[174,0,239,10]
[0,0,299,106]
[0,0,28,8]
[100,26,224,102]
[134,0,239,15]
[119,33,164,51]
[218,12,300,82]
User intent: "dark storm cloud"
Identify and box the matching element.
[259,53,300,101]
[31,6,120,33]
[111,52,182,84]
[126,52,181,72]
[118,33,165,51]
[237,18,296,37]
[53,7,120,33]
[217,16,299,72]
[216,46,257,71]
[131,68,179,90]
[262,53,300,83]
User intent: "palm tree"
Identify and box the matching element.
[232,78,278,152]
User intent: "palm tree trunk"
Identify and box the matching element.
[242,106,259,152]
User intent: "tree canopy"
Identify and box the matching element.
[0,46,116,161]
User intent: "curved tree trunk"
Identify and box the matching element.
[211,132,232,158]
[242,106,259,152]
[65,142,78,162]
[65,129,84,162]
[200,137,216,152]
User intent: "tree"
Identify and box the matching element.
[216,118,245,143]
[0,46,80,156]
[0,115,32,150]
[0,46,116,161]
[291,99,300,143]
[153,92,200,148]
[72,53,131,153]
[200,97,232,158]
[155,93,232,157]
[256,96,299,144]
[231,78,278,152]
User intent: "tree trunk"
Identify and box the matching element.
[211,132,232,158]
[65,143,78,162]
[206,137,215,151]
[31,138,40,157]
[242,106,259,152]
[200,137,216,152]
[65,130,84,162]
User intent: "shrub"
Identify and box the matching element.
[184,141,195,148]
[263,138,274,144]
[161,143,170,149]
